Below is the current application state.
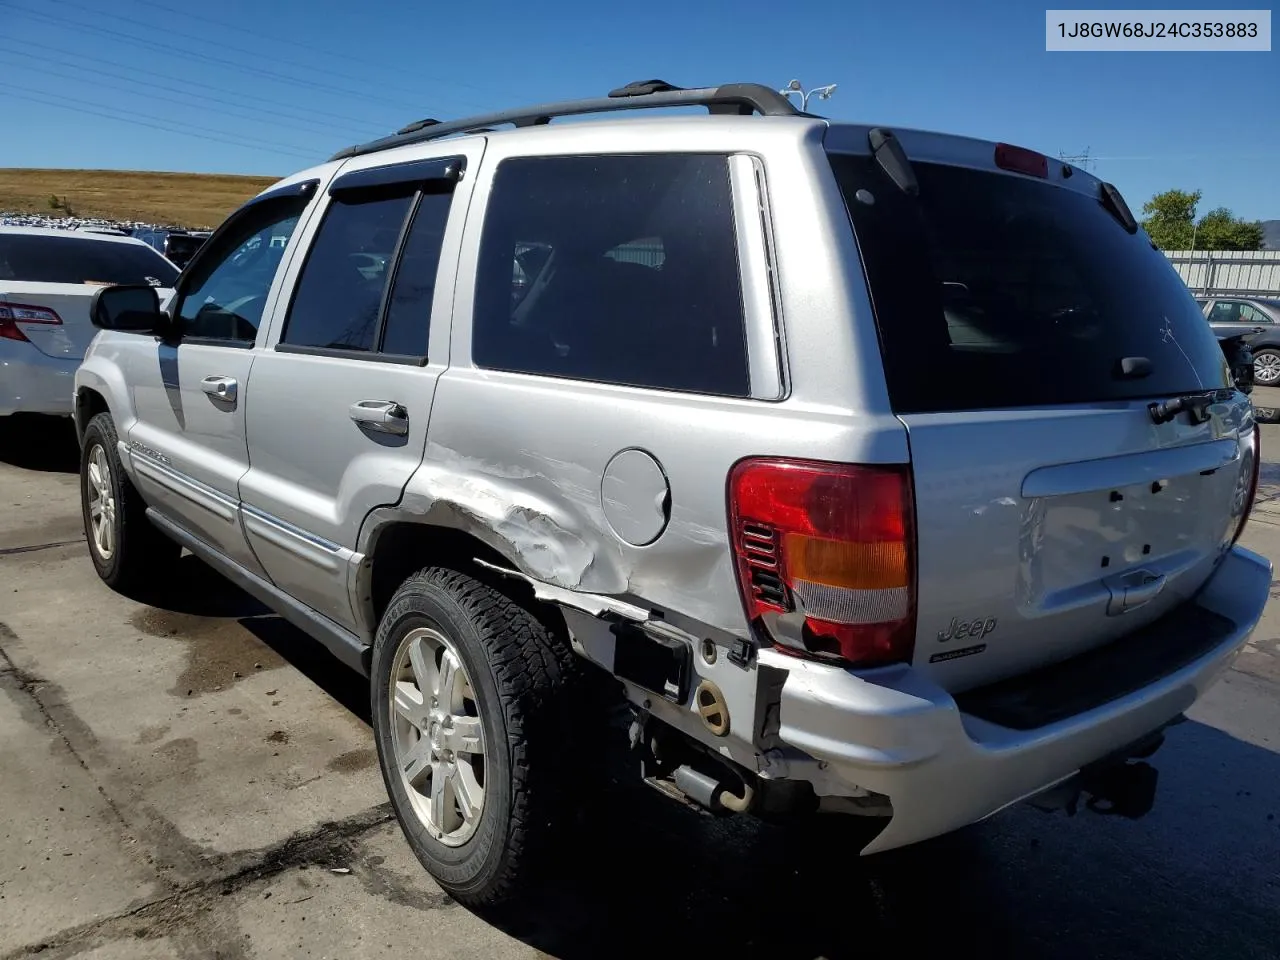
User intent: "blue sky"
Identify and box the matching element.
[1,0,1276,218]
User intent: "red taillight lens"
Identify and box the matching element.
[0,301,63,342]
[994,143,1048,178]
[728,458,917,668]
[1232,424,1261,546]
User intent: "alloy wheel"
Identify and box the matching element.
[389,626,486,846]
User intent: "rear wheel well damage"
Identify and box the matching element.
[364,522,571,643]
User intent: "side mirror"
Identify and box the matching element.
[90,284,165,333]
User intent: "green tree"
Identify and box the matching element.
[1195,206,1265,251]
[47,194,61,211]
[1141,188,1264,251]
[1141,189,1199,250]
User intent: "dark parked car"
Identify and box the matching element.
[1198,296,1280,385]
[162,232,209,269]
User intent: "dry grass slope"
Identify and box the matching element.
[0,168,280,229]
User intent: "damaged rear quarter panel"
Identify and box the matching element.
[406,371,909,636]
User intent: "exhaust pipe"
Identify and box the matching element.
[671,764,755,813]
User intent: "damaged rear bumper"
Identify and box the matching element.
[766,544,1271,855]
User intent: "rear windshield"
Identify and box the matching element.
[0,234,180,287]
[829,154,1230,414]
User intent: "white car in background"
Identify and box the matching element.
[1,226,180,419]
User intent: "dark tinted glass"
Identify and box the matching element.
[381,191,453,357]
[829,154,1230,413]
[283,190,414,352]
[472,154,749,397]
[0,234,179,286]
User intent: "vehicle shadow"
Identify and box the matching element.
[136,555,1280,960]
[0,414,79,473]
[136,553,372,723]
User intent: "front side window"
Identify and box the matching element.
[176,196,307,342]
[472,154,750,398]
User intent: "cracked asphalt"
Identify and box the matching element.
[2,396,1280,960]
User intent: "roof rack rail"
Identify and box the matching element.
[329,80,811,161]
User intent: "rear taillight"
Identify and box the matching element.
[1232,424,1261,546]
[994,143,1048,178]
[0,301,63,342]
[729,458,917,668]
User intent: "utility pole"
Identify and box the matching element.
[1058,147,1093,173]
[780,79,838,112]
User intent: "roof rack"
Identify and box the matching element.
[329,80,812,161]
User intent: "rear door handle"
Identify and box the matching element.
[200,376,237,403]
[349,400,409,436]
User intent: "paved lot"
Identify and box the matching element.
[1,399,1279,960]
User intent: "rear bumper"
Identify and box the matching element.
[768,544,1271,854]
[0,341,78,417]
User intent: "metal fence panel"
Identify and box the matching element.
[1164,250,1280,297]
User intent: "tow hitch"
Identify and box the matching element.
[1027,729,1167,820]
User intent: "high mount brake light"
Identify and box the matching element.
[994,143,1048,179]
[728,458,918,667]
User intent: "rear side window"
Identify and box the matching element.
[829,154,1230,413]
[472,154,749,398]
[0,234,179,287]
[381,191,453,357]
[283,189,415,352]
[283,184,453,357]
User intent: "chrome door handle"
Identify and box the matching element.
[200,376,237,403]
[349,400,409,436]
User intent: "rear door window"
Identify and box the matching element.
[0,234,179,287]
[829,154,1230,413]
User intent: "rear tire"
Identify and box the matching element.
[371,566,587,908]
[1254,348,1280,386]
[79,412,180,593]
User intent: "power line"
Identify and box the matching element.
[0,53,370,144]
[45,0,499,112]
[0,82,319,164]
[0,2,425,115]
[1059,146,1094,172]
[3,38,390,133]
[129,0,513,105]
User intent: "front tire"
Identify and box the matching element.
[371,567,583,908]
[79,412,179,593]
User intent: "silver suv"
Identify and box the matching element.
[73,80,1271,906]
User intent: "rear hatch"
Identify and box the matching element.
[828,139,1255,694]
[0,233,178,358]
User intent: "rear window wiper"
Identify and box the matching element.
[1148,389,1231,425]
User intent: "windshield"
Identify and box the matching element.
[0,234,180,287]
[829,154,1230,414]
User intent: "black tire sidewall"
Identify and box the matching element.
[80,415,123,581]
[370,578,515,899]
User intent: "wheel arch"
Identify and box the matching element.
[356,515,570,645]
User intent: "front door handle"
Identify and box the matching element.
[200,376,237,403]
[349,400,409,436]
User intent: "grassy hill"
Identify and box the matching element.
[0,168,280,230]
